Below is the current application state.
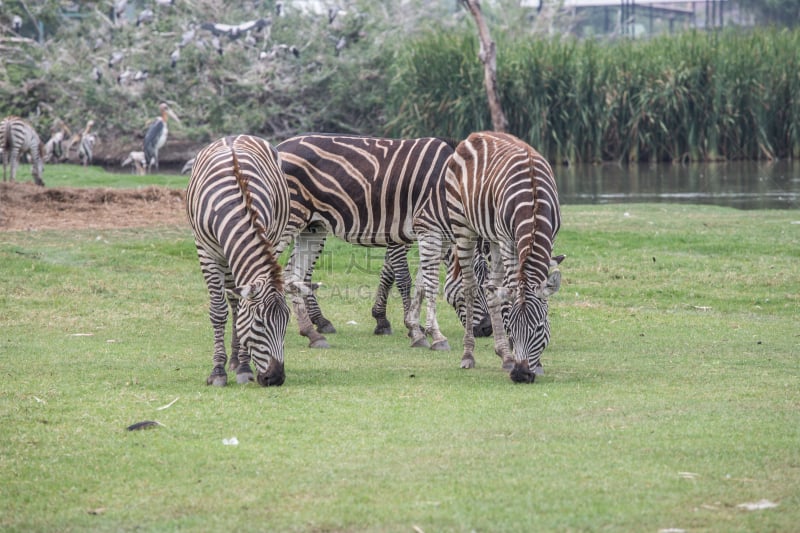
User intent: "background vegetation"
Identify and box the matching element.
[1,173,798,529]
[1,1,799,165]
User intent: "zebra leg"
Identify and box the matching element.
[419,233,449,351]
[9,148,20,182]
[404,242,432,348]
[200,258,229,386]
[487,242,515,369]
[303,264,337,334]
[229,299,255,384]
[371,248,396,335]
[456,238,478,368]
[285,230,330,348]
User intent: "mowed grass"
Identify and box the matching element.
[1,192,798,531]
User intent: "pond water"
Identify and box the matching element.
[556,160,799,210]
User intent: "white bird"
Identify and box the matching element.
[117,67,133,85]
[200,18,271,41]
[108,51,125,67]
[179,27,196,48]
[133,69,148,82]
[136,8,154,26]
[91,65,102,84]
[121,150,147,175]
[12,14,22,33]
[211,35,222,55]
[155,0,174,6]
[170,48,180,68]
[143,102,180,172]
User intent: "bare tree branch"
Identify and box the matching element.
[460,0,508,132]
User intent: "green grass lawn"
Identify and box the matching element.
[1,179,798,531]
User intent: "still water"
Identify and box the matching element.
[556,160,799,210]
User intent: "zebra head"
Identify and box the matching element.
[227,278,290,386]
[497,257,563,384]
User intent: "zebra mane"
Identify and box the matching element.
[229,143,284,292]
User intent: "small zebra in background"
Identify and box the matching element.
[77,120,96,167]
[446,131,563,383]
[0,116,45,186]
[277,134,459,351]
[186,134,291,387]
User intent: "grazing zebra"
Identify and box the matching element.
[446,131,563,383]
[277,134,458,351]
[186,134,291,387]
[443,240,493,338]
[0,116,45,186]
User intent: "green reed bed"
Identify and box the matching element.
[1,203,797,532]
[388,27,800,163]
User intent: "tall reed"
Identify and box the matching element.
[385,27,800,163]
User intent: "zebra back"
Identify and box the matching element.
[187,134,288,286]
[277,134,455,245]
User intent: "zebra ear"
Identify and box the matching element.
[551,254,566,267]
[539,269,562,298]
[227,284,256,301]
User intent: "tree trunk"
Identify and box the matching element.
[461,0,508,133]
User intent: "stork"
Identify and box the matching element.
[78,119,96,167]
[143,102,179,173]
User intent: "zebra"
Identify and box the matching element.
[276,134,459,351]
[446,131,563,383]
[185,134,291,387]
[0,116,45,186]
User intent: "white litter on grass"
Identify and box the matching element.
[658,529,686,533]
[346,320,358,325]
[678,471,699,480]
[156,397,179,411]
[69,333,94,337]
[737,499,779,511]
[222,437,239,446]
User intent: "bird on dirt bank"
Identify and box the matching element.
[143,102,180,173]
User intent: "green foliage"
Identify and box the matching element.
[386,26,800,163]
[1,3,799,163]
[1,204,798,531]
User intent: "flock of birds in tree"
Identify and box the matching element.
[2,2,362,180]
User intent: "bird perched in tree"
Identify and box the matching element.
[12,14,22,33]
[136,8,154,26]
[200,18,271,41]
[143,102,180,173]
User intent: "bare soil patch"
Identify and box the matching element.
[0,182,187,231]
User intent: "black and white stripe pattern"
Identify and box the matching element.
[0,116,45,186]
[186,134,291,387]
[277,134,456,350]
[446,131,563,383]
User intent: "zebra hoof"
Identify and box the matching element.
[460,356,476,369]
[207,366,227,386]
[315,319,337,334]
[509,364,535,384]
[309,339,330,349]
[236,364,254,384]
[430,339,450,351]
[411,337,431,349]
[373,322,392,335]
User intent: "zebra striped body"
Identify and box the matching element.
[0,116,44,186]
[186,135,290,387]
[443,239,493,337]
[446,132,562,383]
[277,134,456,350]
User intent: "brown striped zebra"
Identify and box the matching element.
[446,131,563,383]
[0,116,45,186]
[186,135,291,387]
[277,134,458,351]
